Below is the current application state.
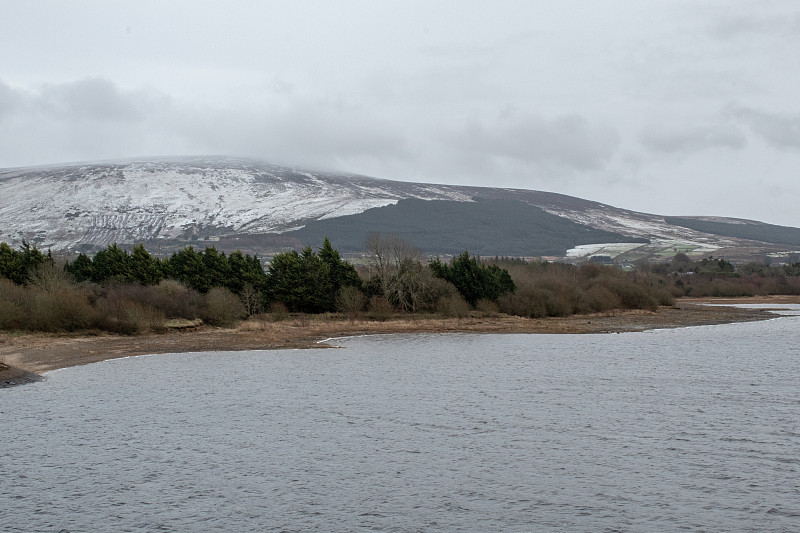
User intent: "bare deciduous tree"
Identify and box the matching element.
[238,282,263,316]
[366,233,422,296]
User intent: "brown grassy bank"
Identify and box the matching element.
[2,296,798,387]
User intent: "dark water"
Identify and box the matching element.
[2,311,799,532]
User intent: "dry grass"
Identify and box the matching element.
[1,297,790,379]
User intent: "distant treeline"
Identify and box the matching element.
[3,238,798,334]
[639,253,800,297]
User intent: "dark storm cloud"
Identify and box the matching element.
[728,106,800,151]
[452,113,620,171]
[640,123,747,154]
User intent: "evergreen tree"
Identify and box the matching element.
[164,246,208,292]
[266,250,305,311]
[64,253,94,282]
[201,246,230,290]
[266,243,346,313]
[0,242,23,284]
[129,244,162,285]
[299,246,335,312]
[0,241,53,285]
[430,251,515,305]
[226,250,268,294]
[319,237,361,292]
[91,243,132,283]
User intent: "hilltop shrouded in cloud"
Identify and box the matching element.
[1,0,798,226]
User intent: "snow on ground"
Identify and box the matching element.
[566,242,645,258]
[0,159,476,250]
[1,157,787,254]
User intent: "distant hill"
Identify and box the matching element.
[1,156,798,262]
[665,217,800,248]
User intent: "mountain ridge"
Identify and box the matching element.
[1,156,797,263]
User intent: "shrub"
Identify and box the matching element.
[367,296,393,321]
[96,293,164,334]
[498,285,548,318]
[0,279,26,330]
[579,284,621,313]
[475,298,499,316]
[200,287,247,327]
[152,280,203,319]
[268,301,290,321]
[607,280,658,311]
[337,285,366,321]
[544,286,577,317]
[654,288,676,306]
[32,288,100,331]
[28,262,75,292]
[436,293,471,318]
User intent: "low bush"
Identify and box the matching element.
[436,293,471,318]
[606,280,658,311]
[200,287,248,327]
[337,285,366,321]
[497,284,548,318]
[367,296,393,321]
[0,279,27,330]
[268,301,290,321]
[0,278,101,332]
[96,293,164,334]
[579,284,621,313]
[475,298,499,317]
[30,288,100,331]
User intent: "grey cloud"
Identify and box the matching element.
[38,77,160,121]
[0,78,176,166]
[0,80,25,121]
[170,97,409,169]
[0,77,167,124]
[452,113,620,171]
[729,105,800,150]
[640,123,747,154]
[0,77,408,168]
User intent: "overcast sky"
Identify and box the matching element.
[2,1,799,226]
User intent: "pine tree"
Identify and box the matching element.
[130,244,162,285]
[64,253,94,282]
[91,243,132,283]
[430,251,515,305]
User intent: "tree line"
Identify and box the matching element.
[5,235,795,334]
[0,237,518,330]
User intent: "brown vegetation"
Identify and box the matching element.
[3,297,793,387]
[494,261,674,318]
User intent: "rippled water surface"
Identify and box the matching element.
[2,312,800,532]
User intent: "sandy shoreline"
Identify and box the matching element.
[2,296,798,387]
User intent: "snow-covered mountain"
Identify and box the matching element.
[1,156,797,261]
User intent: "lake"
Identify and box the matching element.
[2,307,799,532]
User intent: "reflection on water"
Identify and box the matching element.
[1,315,799,532]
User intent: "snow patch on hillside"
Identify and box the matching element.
[0,159,475,250]
[1,156,789,255]
[566,242,645,259]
